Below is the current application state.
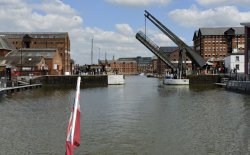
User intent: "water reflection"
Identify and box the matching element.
[0,76,250,154]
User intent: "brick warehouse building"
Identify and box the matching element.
[193,27,245,61]
[0,32,72,75]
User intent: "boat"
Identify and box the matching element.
[108,74,125,85]
[146,73,154,78]
[163,75,189,85]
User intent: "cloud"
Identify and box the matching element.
[70,26,175,64]
[33,0,77,15]
[0,0,153,64]
[0,0,24,6]
[106,0,171,7]
[0,0,177,64]
[196,0,227,6]
[196,0,250,7]
[168,5,250,28]
[0,0,83,31]
[115,24,134,36]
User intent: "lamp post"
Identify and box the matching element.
[91,38,94,65]
[20,48,22,75]
[99,47,100,61]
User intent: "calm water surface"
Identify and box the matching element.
[0,76,250,155]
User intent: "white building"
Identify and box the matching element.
[224,53,245,73]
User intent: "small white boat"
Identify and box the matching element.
[108,75,125,85]
[163,76,189,85]
[146,73,154,78]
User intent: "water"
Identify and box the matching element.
[0,76,250,155]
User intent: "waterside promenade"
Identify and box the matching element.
[0,84,42,94]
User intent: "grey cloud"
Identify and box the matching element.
[169,6,250,28]
[196,0,250,7]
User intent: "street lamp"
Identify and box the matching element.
[91,38,94,64]
[20,48,22,75]
[99,47,100,61]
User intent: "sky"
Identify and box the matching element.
[0,0,250,65]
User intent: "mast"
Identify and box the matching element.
[91,38,93,64]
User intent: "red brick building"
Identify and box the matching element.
[99,60,137,75]
[0,32,72,75]
[3,49,63,75]
[193,27,245,61]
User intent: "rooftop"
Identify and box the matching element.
[241,23,250,27]
[198,27,244,36]
[7,48,57,58]
[0,32,68,39]
[0,55,44,67]
[159,47,179,53]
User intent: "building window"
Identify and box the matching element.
[235,56,239,61]
[236,64,239,70]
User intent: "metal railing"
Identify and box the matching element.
[136,31,177,70]
[137,31,160,50]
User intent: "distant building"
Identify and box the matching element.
[5,48,63,75]
[0,54,47,76]
[151,56,158,74]
[118,56,152,73]
[0,32,72,75]
[137,57,152,73]
[99,59,137,75]
[193,27,245,61]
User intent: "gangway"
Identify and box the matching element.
[136,31,177,71]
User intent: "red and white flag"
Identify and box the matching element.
[65,76,81,155]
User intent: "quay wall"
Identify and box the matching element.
[226,81,250,94]
[189,75,224,85]
[32,75,108,88]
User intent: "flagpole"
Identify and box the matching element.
[70,76,81,144]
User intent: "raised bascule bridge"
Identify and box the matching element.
[136,10,206,80]
[136,31,177,72]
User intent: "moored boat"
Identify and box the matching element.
[163,76,189,85]
[108,74,125,85]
